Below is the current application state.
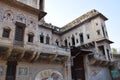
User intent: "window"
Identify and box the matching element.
[2,28,10,38]
[97,30,100,35]
[55,39,59,46]
[71,35,75,46]
[28,33,34,43]
[46,34,50,44]
[40,33,44,43]
[98,46,105,55]
[69,42,71,46]
[76,39,79,43]
[79,33,84,44]
[15,25,24,41]
[107,49,111,60]
[102,26,106,37]
[64,39,68,47]
[87,34,90,39]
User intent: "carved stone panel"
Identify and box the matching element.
[18,67,28,76]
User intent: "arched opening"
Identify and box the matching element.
[71,35,75,46]
[46,34,50,44]
[40,33,44,43]
[55,39,59,46]
[64,39,68,47]
[35,69,63,80]
[79,33,84,44]
[28,32,34,43]
[2,27,11,38]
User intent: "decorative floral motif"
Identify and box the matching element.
[27,17,36,29]
[35,69,63,80]
[17,14,26,23]
[3,10,14,22]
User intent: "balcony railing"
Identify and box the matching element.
[36,43,70,56]
[0,37,70,56]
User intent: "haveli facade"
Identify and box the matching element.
[0,0,114,80]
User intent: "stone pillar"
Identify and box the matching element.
[104,45,109,60]
[67,60,72,80]
[39,0,45,11]
[94,41,99,53]
[63,62,67,80]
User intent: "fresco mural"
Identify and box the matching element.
[35,69,63,80]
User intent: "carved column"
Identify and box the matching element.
[104,45,109,60]
[63,62,67,80]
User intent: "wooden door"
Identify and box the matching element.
[6,61,17,80]
[72,56,85,80]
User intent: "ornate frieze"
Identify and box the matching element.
[0,6,38,29]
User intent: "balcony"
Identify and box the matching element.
[36,43,70,56]
[0,38,70,63]
[88,53,114,66]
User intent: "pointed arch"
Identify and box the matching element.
[46,34,50,44]
[71,35,75,46]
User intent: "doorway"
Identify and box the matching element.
[72,55,85,80]
[6,61,17,80]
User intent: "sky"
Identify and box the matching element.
[45,0,120,50]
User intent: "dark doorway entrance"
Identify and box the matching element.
[6,61,17,80]
[71,46,92,80]
[71,35,75,46]
[71,55,85,80]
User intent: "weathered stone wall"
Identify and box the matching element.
[0,62,64,80]
[0,2,38,45]
[0,61,7,80]
[61,16,108,46]
[17,0,39,9]
[88,66,112,80]
[84,56,112,80]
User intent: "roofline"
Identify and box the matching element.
[96,39,114,44]
[60,9,108,33]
